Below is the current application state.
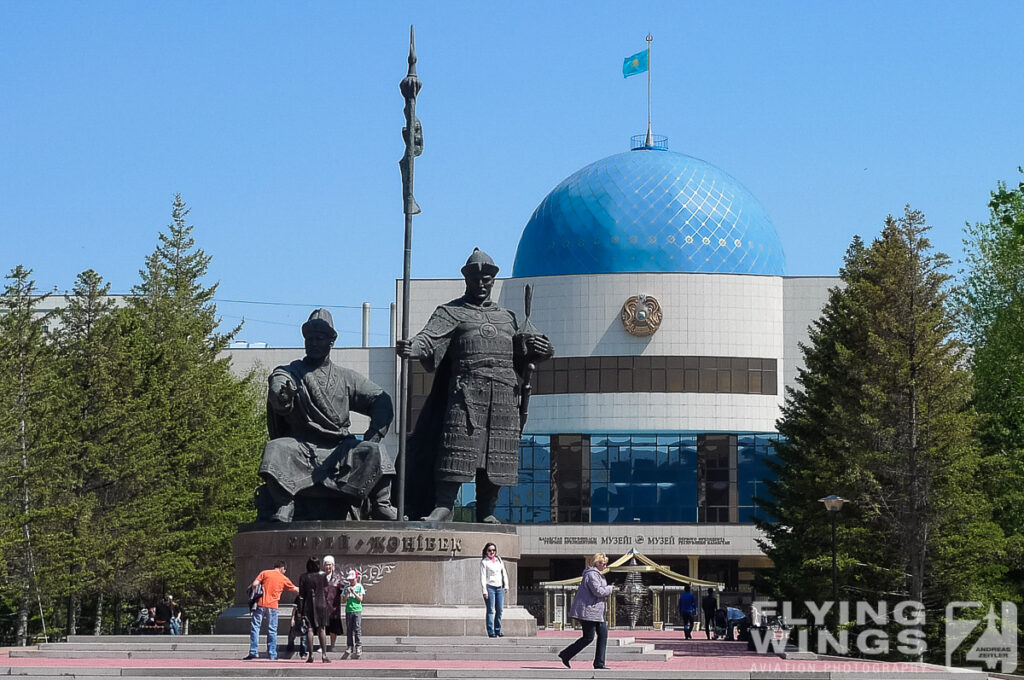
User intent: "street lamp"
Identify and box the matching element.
[819,495,846,606]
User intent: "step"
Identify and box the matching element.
[40,642,657,654]
[11,649,671,662]
[0,669,990,680]
[65,634,639,646]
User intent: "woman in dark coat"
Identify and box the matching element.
[298,557,330,663]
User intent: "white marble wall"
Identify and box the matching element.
[782,276,841,391]
[398,272,790,434]
[399,273,786,359]
[225,272,838,440]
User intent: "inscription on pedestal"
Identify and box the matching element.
[287,532,464,555]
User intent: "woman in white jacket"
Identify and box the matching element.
[480,542,509,637]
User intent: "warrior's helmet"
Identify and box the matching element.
[301,308,338,341]
[461,248,499,277]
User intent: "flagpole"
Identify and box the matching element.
[645,33,653,147]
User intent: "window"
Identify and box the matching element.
[550,434,590,523]
[698,434,737,523]
[492,432,779,525]
[529,355,778,396]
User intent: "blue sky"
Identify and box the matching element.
[3,1,1023,347]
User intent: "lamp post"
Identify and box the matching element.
[819,494,846,607]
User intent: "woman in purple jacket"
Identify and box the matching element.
[557,553,618,669]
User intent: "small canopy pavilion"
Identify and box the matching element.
[539,548,725,629]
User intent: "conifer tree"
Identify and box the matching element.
[0,266,58,644]
[128,195,264,628]
[758,208,1008,660]
[52,270,161,634]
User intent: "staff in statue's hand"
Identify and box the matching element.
[519,335,552,358]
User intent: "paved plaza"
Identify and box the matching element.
[0,630,990,679]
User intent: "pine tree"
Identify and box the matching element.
[51,270,162,634]
[758,208,1008,660]
[0,266,59,644]
[127,195,264,629]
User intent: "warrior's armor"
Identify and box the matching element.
[409,300,522,485]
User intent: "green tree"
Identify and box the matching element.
[956,171,1024,600]
[758,208,1009,660]
[127,194,264,629]
[0,266,59,645]
[51,270,163,635]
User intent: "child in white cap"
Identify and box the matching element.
[342,569,365,658]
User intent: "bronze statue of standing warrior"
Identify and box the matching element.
[396,248,554,522]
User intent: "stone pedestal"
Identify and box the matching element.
[215,520,536,637]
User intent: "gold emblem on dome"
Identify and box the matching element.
[620,294,662,337]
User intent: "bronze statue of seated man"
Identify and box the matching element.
[255,308,397,522]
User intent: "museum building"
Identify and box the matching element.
[227,136,839,617]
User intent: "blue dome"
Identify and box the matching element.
[512,149,786,277]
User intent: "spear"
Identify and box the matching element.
[396,25,422,521]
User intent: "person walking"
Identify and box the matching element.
[480,542,509,638]
[701,589,718,640]
[678,584,697,640]
[298,557,331,663]
[342,570,365,659]
[322,556,344,651]
[245,560,299,660]
[168,595,182,635]
[557,553,618,670]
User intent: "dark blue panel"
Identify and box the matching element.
[533,483,551,506]
[610,460,632,484]
[534,445,550,470]
[519,445,532,469]
[633,445,658,483]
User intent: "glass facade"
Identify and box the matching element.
[456,432,780,524]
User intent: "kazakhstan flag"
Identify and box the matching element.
[622,49,648,78]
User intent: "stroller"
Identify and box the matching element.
[712,608,730,640]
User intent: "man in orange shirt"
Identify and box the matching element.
[245,560,299,660]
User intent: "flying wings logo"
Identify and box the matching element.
[946,601,1017,674]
